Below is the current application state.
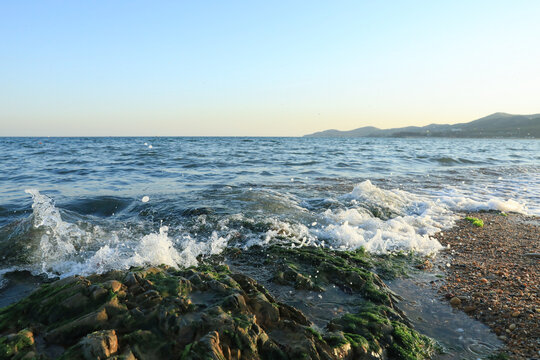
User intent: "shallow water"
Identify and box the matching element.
[388,273,503,359]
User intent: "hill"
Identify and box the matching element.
[304,113,540,138]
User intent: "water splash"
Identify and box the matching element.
[18,190,230,278]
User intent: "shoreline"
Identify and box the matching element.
[0,245,437,359]
[1,210,538,359]
[433,211,539,359]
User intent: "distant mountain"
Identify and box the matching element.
[304,113,540,138]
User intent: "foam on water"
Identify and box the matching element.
[25,189,87,273]
[20,190,230,278]
[0,138,536,284]
[435,189,530,214]
[308,180,531,254]
[11,181,533,279]
[314,181,453,254]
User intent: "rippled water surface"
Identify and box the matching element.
[1,137,538,277]
[1,137,538,359]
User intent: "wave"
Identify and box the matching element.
[430,157,485,166]
[3,190,229,279]
[0,180,533,283]
[300,181,529,255]
[314,181,452,254]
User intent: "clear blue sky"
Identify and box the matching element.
[1,1,539,136]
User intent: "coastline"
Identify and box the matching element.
[0,246,436,359]
[1,210,538,359]
[433,211,539,359]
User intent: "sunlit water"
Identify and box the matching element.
[0,137,538,358]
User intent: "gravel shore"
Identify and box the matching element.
[433,211,539,359]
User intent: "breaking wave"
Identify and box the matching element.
[12,190,229,279]
[0,180,532,283]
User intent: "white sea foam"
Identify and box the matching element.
[436,192,529,214]
[314,181,452,254]
[17,182,532,278]
[311,180,531,255]
[25,189,88,273]
[21,190,230,278]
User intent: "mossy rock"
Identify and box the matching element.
[1,248,436,359]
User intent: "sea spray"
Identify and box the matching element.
[15,181,534,279]
[17,190,230,278]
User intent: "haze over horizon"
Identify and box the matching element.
[1,1,539,136]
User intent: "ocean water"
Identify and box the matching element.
[0,137,538,283]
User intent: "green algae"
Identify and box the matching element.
[485,352,510,360]
[389,322,436,360]
[372,251,429,280]
[305,327,323,342]
[145,271,187,297]
[0,278,88,332]
[465,216,484,227]
[0,330,33,360]
[327,303,436,359]
[179,343,193,359]
[233,314,252,329]
[258,245,392,304]
[323,332,348,348]
[0,248,438,360]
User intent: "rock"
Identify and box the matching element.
[103,295,128,317]
[415,259,433,270]
[509,323,517,331]
[450,297,462,306]
[91,286,109,301]
[511,310,520,317]
[192,331,227,360]
[247,293,280,328]
[61,292,90,310]
[0,329,35,358]
[464,305,477,314]
[124,272,140,287]
[21,352,37,360]
[80,330,119,360]
[112,348,137,360]
[18,329,34,346]
[0,246,439,360]
[47,308,108,343]
[222,293,248,313]
[104,280,123,293]
[278,303,310,326]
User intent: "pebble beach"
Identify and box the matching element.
[434,212,540,359]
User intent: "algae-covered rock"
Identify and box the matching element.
[0,245,436,359]
[0,329,35,360]
[229,245,400,305]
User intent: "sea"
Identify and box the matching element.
[0,137,538,285]
[1,136,539,358]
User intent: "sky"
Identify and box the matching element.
[1,1,539,136]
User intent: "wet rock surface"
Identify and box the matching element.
[434,211,540,359]
[0,246,436,359]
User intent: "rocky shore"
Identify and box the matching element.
[0,246,436,360]
[3,211,536,360]
[433,212,539,359]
